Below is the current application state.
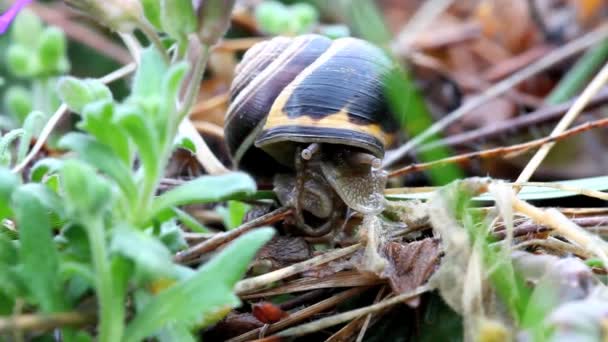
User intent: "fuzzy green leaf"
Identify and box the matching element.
[12,186,65,312]
[115,104,158,177]
[131,47,167,100]
[57,77,113,113]
[161,0,197,41]
[141,0,162,29]
[149,172,256,219]
[80,100,132,165]
[38,26,69,74]
[110,225,177,278]
[123,228,275,342]
[58,133,137,203]
[59,159,113,219]
[0,168,19,220]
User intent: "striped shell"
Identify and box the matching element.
[224,34,395,175]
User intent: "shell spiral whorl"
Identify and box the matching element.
[225,34,396,176]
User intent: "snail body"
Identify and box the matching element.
[225,34,396,235]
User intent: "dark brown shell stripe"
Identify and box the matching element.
[224,35,332,172]
[225,34,396,174]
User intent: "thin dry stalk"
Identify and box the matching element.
[389,117,608,177]
[12,63,137,174]
[193,121,225,139]
[0,311,95,333]
[174,207,292,263]
[228,287,368,342]
[235,244,362,295]
[516,61,608,185]
[383,23,608,168]
[271,285,430,338]
[191,92,229,118]
[512,237,595,258]
[241,271,382,299]
[178,118,229,174]
[512,195,608,265]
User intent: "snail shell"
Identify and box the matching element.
[224,34,396,176]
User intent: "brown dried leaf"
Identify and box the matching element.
[381,239,441,304]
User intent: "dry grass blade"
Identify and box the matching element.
[383,23,608,168]
[178,118,230,174]
[271,285,430,338]
[241,271,382,299]
[515,181,608,201]
[389,117,608,177]
[174,207,293,263]
[235,244,361,295]
[516,60,608,184]
[0,311,95,333]
[228,287,368,342]
[512,194,608,265]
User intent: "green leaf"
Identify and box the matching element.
[289,3,319,34]
[57,77,113,113]
[110,225,177,278]
[156,220,188,253]
[58,133,137,203]
[115,104,158,177]
[80,100,132,165]
[217,200,250,230]
[16,183,65,220]
[123,228,275,342]
[17,110,45,163]
[0,128,23,166]
[12,186,65,312]
[30,158,64,183]
[150,172,256,219]
[161,0,197,41]
[141,0,162,29]
[131,47,167,101]
[59,159,113,219]
[173,207,208,233]
[0,168,20,220]
[159,61,188,126]
[157,324,196,342]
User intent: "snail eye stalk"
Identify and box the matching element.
[0,0,33,34]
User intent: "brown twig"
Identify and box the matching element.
[272,285,430,338]
[174,207,293,263]
[418,87,608,152]
[389,117,608,177]
[235,244,361,295]
[492,215,608,239]
[229,287,368,342]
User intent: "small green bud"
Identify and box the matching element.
[57,77,112,113]
[255,1,290,35]
[38,26,69,74]
[194,0,237,45]
[4,86,32,123]
[6,45,35,77]
[289,3,318,34]
[10,9,42,47]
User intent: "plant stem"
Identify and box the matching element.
[139,20,170,64]
[87,217,123,342]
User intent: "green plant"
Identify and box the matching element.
[0,1,275,341]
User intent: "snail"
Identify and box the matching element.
[224,34,397,236]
